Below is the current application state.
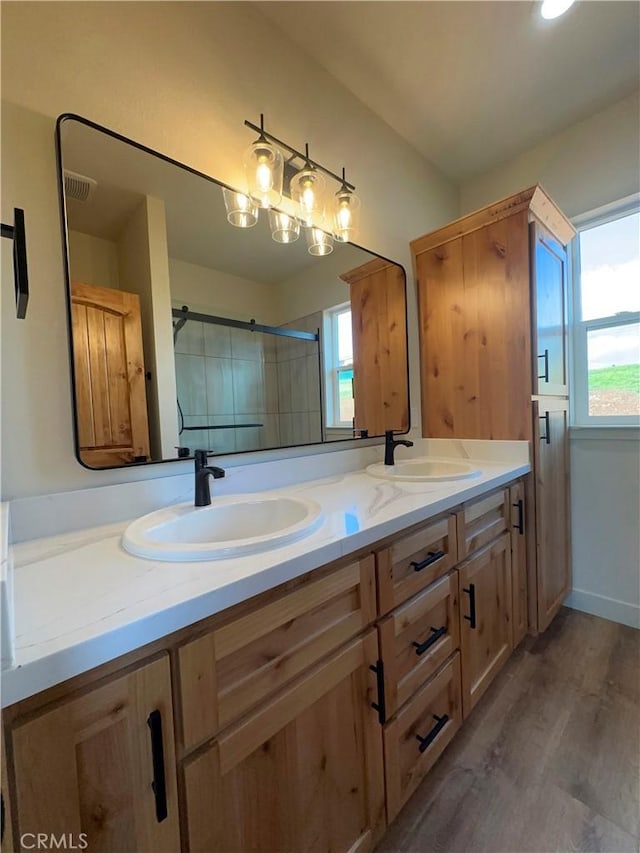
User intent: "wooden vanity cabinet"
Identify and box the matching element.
[412,185,575,635]
[183,631,385,853]
[533,398,571,632]
[11,655,180,852]
[458,533,513,717]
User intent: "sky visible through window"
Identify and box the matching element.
[579,211,640,417]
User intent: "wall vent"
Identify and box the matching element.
[64,170,97,202]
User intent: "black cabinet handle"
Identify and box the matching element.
[416,714,449,753]
[411,550,445,572]
[463,583,477,629]
[539,412,551,444]
[369,659,386,725]
[538,349,549,382]
[147,710,168,823]
[413,625,447,656]
[513,499,524,535]
[1,791,4,842]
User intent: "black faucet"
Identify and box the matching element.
[194,449,225,506]
[384,430,414,466]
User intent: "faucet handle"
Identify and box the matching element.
[194,449,208,467]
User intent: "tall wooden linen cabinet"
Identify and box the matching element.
[411,186,575,633]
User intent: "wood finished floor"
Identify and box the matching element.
[376,607,640,853]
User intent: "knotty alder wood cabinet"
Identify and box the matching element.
[411,185,575,634]
[3,482,528,851]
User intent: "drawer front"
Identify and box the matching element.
[458,488,509,558]
[379,570,459,718]
[179,556,376,751]
[384,652,462,822]
[376,514,457,614]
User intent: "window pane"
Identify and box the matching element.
[587,323,640,417]
[579,212,640,321]
[338,368,354,422]
[337,310,353,365]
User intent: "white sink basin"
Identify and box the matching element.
[366,458,480,482]
[122,494,323,562]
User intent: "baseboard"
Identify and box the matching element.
[565,589,640,629]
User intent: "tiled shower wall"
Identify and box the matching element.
[174,314,322,454]
[276,312,323,446]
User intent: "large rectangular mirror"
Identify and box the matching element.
[56,115,409,468]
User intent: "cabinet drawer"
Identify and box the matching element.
[379,570,459,718]
[457,488,509,558]
[376,514,457,614]
[179,556,376,751]
[384,652,462,822]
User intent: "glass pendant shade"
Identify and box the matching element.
[269,209,300,243]
[306,226,334,257]
[290,167,326,227]
[244,140,284,209]
[333,187,361,242]
[222,187,259,228]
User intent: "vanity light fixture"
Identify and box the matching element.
[540,0,575,19]
[289,144,326,228]
[333,168,361,243]
[226,114,360,254]
[243,114,284,209]
[307,226,334,257]
[269,209,301,243]
[222,188,259,228]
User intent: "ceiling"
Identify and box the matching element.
[257,1,640,182]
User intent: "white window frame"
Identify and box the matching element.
[323,302,354,430]
[570,194,640,428]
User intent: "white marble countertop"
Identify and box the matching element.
[2,450,529,707]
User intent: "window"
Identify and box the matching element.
[572,201,640,426]
[323,303,354,429]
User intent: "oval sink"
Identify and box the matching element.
[122,494,323,562]
[366,459,480,482]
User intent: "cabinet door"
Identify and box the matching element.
[530,223,569,396]
[416,212,532,441]
[12,655,179,852]
[459,533,513,717]
[509,480,528,646]
[533,398,571,632]
[184,631,385,853]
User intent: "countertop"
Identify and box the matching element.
[2,454,529,707]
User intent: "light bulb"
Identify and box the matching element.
[256,159,273,193]
[540,0,575,19]
[291,167,325,227]
[244,139,283,209]
[333,186,360,243]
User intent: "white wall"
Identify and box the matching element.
[68,230,120,290]
[461,92,640,217]
[567,433,640,629]
[169,259,277,325]
[0,1,458,499]
[459,93,640,629]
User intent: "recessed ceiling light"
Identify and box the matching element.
[540,0,576,20]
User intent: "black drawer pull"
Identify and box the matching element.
[463,583,477,629]
[538,349,549,382]
[369,659,386,725]
[416,714,449,753]
[411,550,445,572]
[147,710,168,823]
[513,499,524,535]
[413,625,447,656]
[539,412,551,444]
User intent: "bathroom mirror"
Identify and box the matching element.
[56,115,409,469]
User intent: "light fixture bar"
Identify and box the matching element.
[244,117,356,192]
